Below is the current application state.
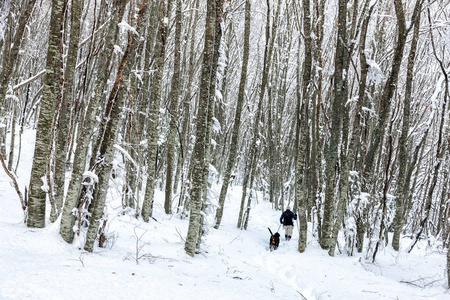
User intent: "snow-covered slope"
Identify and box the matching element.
[0,130,448,300]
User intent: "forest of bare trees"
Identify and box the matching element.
[0,0,449,286]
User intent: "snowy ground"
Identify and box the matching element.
[0,130,449,300]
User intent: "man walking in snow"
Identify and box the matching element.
[280,206,297,241]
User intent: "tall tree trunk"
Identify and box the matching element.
[353,0,375,253]
[311,0,325,240]
[52,0,84,222]
[177,0,200,215]
[392,0,422,251]
[60,1,126,243]
[27,0,64,228]
[295,0,312,253]
[164,0,182,215]
[198,0,223,241]
[320,0,347,250]
[185,0,218,256]
[214,0,250,229]
[142,0,167,222]
[328,55,350,256]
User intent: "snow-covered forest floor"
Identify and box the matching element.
[0,130,448,300]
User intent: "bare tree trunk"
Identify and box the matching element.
[295,0,312,253]
[164,0,182,215]
[52,0,84,222]
[320,0,347,250]
[27,0,64,228]
[392,0,422,251]
[352,0,375,253]
[328,87,350,256]
[185,0,218,256]
[214,0,250,229]
[177,0,200,215]
[142,0,167,222]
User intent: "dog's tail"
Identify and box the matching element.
[268,227,274,237]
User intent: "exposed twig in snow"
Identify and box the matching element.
[297,291,308,300]
[175,227,186,243]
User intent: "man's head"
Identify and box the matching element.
[286,206,291,210]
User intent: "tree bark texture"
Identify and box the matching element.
[392,1,422,251]
[52,0,84,222]
[142,0,167,222]
[27,0,64,228]
[164,0,182,215]
[320,0,347,250]
[295,0,312,253]
[185,0,217,256]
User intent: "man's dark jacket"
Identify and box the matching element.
[280,210,297,226]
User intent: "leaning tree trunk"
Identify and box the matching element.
[141,0,167,222]
[52,0,84,222]
[392,0,422,251]
[27,0,64,228]
[214,0,250,229]
[0,0,37,157]
[320,0,347,250]
[185,0,217,257]
[164,0,182,215]
[60,1,126,244]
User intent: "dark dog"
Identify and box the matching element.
[268,228,280,251]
